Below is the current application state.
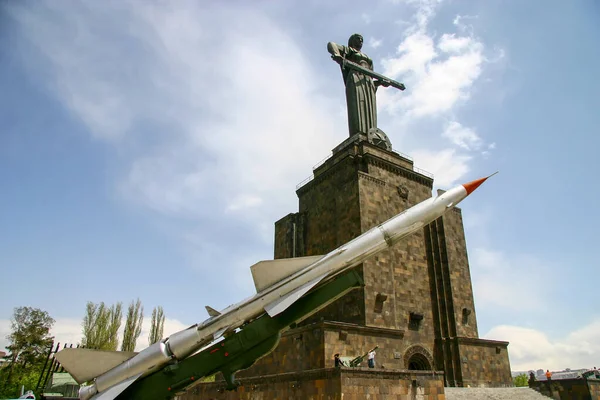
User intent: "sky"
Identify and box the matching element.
[0,0,599,372]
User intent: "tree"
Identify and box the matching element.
[81,301,123,350]
[0,307,54,398]
[121,299,143,352]
[5,307,54,367]
[149,306,165,346]
[513,373,528,387]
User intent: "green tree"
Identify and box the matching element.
[513,373,528,387]
[121,298,144,352]
[5,307,54,367]
[81,301,123,350]
[148,306,165,346]
[0,307,54,398]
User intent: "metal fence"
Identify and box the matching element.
[36,342,81,394]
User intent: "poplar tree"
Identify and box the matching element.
[121,299,144,352]
[148,306,165,346]
[81,302,123,350]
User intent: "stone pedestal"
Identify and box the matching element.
[181,368,446,400]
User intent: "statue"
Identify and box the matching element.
[327,34,405,150]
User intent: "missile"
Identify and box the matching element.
[55,173,495,400]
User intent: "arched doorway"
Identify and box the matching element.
[403,344,434,371]
[407,353,431,370]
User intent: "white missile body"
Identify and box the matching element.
[68,174,494,400]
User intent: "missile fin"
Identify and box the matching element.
[264,273,328,317]
[205,306,221,317]
[89,372,143,400]
[54,348,138,384]
[250,255,324,292]
[213,326,232,340]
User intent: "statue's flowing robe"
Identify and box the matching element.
[335,45,377,136]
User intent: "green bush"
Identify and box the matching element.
[513,373,529,387]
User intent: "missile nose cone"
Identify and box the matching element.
[462,172,498,195]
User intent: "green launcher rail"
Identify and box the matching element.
[118,269,364,399]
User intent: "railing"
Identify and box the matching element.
[294,142,434,191]
[391,148,413,161]
[36,341,81,392]
[413,166,434,179]
[312,153,332,171]
[296,174,314,190]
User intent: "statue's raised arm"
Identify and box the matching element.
[327,41,348,64]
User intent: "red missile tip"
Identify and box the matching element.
[462,172,498,195]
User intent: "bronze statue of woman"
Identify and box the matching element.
[327,34,388,137]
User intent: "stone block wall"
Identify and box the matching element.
[590,380,600,399]
[298,155,362,256]
[237,324,324,378]
[273,212,306,259]
[531,378,600,399]
[441,207,479,338]
[180,368,446,400]
[457,338,512,387]
[321,321,406,369]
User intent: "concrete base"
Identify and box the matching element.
[180,368,445,400]
[530,378,600,399]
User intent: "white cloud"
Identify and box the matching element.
[369,37,383,49]
[226,194,263,213]
[442,120,482,151]
[438,33,472,53]
[410,148,471,188]
[361,13,371,24]
[0,319,11,352]
[379,5,485,118]
[382,32,436,79]
[9,2,342,227]
[374,3,502,183]
[484,321,600,371]
[471,248,551,311]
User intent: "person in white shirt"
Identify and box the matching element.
[368,350,376,368]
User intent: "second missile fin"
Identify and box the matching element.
[250,255,324,292]
[264,273,328,317]
[205,305,221,317]
[54,348,138,384]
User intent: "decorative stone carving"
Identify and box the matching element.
[397,184,409,200]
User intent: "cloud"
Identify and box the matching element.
[226,195,263,213]
[368,2,497,188]
[470,248,552,311]
[7,1,345,285]
[484,321,600,371]
[442,120,482,151]
[9,1,342,211]
[369,37,383,49]
[410,148,471,188]
[378,3,487,119]
[438,33,472,54]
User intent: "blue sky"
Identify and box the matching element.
[1,0,598,371]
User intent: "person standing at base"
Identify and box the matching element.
[545,370,552,381]
[334,353,346,368]
[368,349,376,368]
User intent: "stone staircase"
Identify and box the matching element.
[445,387,550,399]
